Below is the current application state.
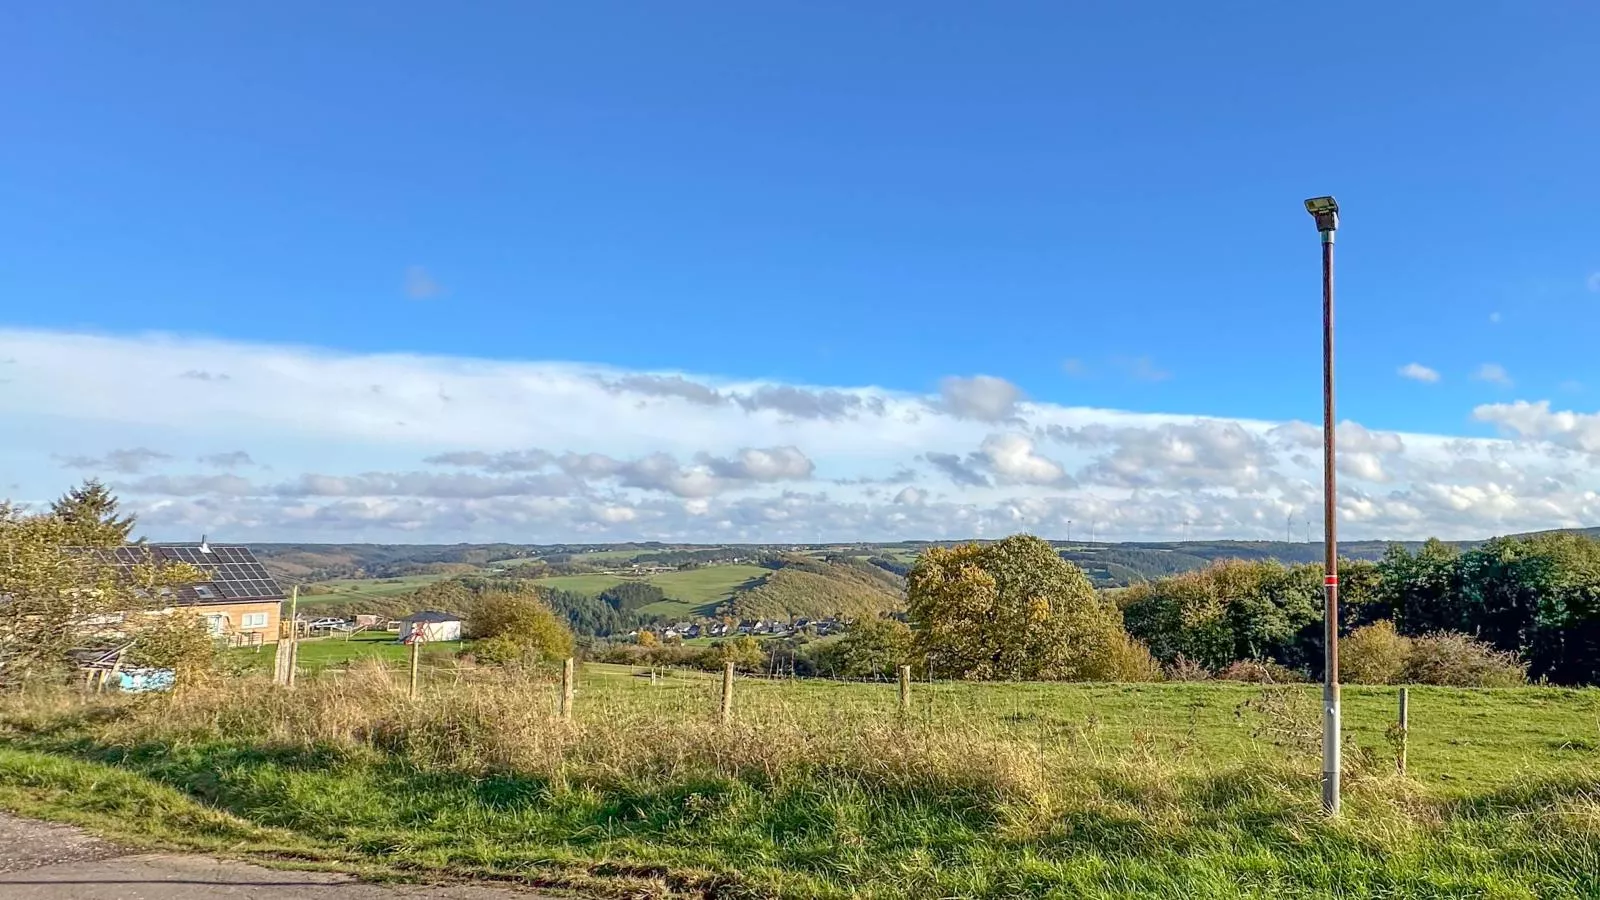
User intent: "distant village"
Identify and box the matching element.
[632,616,848,643]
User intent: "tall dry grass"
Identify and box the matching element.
[10,666,1600,899]
[52,661,1457,844]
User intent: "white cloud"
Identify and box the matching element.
[1474,400,1600,453]
[7,327,1600,543]
[937,375,1022,422]
[1474,363,1513,386]
[1398,363,1440,383]
[976,433,1069,486]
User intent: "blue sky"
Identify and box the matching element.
[3,4,1599,542]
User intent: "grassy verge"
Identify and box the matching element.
[3,670,1600,898]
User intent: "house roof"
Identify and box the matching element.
[402,610,461,623]
[109,543,286,605]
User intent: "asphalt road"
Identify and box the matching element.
[0,813,549,899]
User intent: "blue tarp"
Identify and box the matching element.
[116,668,175,693]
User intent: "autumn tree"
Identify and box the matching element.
[818,616,913,679]
[907,534,1129,681]
[50,478,137,547]
[700,635,764,672]
[0,504,199,689]
[468,590,576,666]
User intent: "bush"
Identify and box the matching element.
[1217,659,1306,684]
[467,591,575,667]
[1403,631,1527,687]
[470,634,530,667]
[1341,620,1411,684]
[819,618,913,679]
[127,612,219,684]
[1083,631,1164,682]
[1164,654,1211,682]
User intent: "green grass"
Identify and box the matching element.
[530,563,770,618]
[302,574,455,600]
[636,564,769,616]
[224,632,468,674]
[5,673,1600,898]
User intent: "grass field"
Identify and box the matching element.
[302,574,455,600]
[224,631,469,674]
[4,666,1600,898]
[531,563,769,618]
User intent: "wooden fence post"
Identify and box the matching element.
[720,661,735,725]
[1397,687,1409,775]
[559,657,575,721]
[286,639,299,688]
[408,638,421,698]
[898,665,911,715]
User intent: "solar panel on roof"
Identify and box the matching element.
[103,544,285,605]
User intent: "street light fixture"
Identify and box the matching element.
[1305,194,1340,816]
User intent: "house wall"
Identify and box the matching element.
[186,600,282,642]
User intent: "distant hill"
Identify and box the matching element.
[1056,539,1419,586]
[259,531,1588,603]
[725,555,905,620]
[252,543,534,582]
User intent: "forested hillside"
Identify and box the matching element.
[726,555,906,620]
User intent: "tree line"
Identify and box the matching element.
[1117,532,1600,685]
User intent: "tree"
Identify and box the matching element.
[700,635,764,672]
[50,479,137,547]
[598,582,668,613]
[907,535,1126,681]
[823,617,913,679]
[467,590,575,666]
[128,611,219,685]
[1381,539,1464,635]
[1,505,200,688]
[1121,559,1320,672]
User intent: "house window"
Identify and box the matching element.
[204,614,227,635]
[241,612,268,629]
[193,585,215,600]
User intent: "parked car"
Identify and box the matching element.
[306,617,345,630]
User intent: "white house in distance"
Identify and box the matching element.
[399,610,463,643]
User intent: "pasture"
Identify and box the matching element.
[302,573,454,599]
[224,631,469,674]
[3,665,1600,898]
[531,563,770,617]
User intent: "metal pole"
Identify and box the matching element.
[1319,212,1341,816]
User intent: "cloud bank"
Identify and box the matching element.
[2,328,1597,543]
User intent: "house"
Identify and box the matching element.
[399,610,463,643]
[109,542,285,647]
